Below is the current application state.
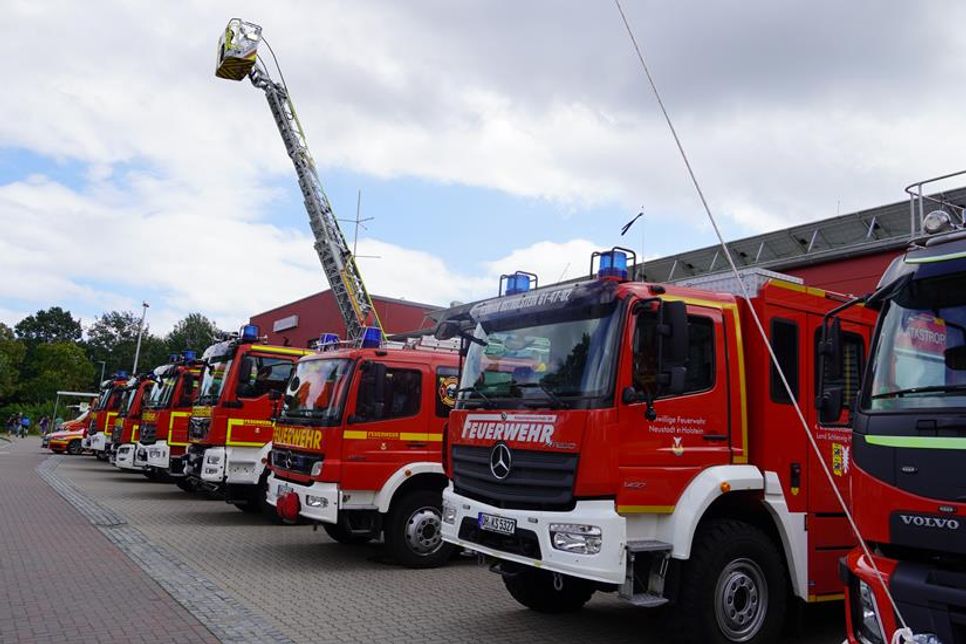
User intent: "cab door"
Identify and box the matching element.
[615,300,731,512]
[340,360,428,491]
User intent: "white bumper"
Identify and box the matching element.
[88,433,108,451]
[145,441,170,469]
[114,444,144,471]
[441,487,628,585]
[266,474,339,524]
[201,446,267,485]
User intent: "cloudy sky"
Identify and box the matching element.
[2,0,966,334]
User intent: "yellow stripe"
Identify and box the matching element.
[769,279,828,299]
[807,593,844,603]
[226,417,273,447]
[341,430,441,441]
[250,345,314,357]
[617,505,675,514]
[343,430,369,440]
[400,433,443,442]
[661,296,748,463]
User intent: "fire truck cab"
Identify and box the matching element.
[826,195,966,644]
[112,374,157,471]
[134,353,201,482]
[84,374,130,461]
[267,337,460,568]
[438,251,875,643]
[184,326,311,510]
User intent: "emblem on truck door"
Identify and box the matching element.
[490,443,512,480]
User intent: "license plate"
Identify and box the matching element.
[478,512,516,536]
[277,483,293,496]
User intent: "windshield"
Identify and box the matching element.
[459,302,621,408]
[198,358,233,405]
[117,383,139,417]
[864,271,966,412]
[283,358,353,423]
[145,368,177,409]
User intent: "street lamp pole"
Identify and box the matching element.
[132,301,150,374]
[97,360,106,384]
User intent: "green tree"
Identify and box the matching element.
[21,342,94,403]
[85,311,167,379]
[14,307,82,345]
[0,323,26,403]
[166,313,222,354]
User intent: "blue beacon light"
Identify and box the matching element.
[240,324,260,341]
[597,250,629,281]
[318,333,340,348]
[361,326,382,348]
[500,271,538,296]
[182,350,197,361]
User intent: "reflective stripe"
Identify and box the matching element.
[250,345,314,357]
[906,250,966,264]
[343,430,442,442]
[865,434,966,450]
[616,505,675,514]
[226,417,273,447]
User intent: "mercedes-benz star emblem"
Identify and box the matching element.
[489,443,512,480]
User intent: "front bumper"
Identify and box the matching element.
[48,439,69,451]
[266,474,339,524]
[145,441,170,469]
[114,443,144,471]
[88,433,108,452]
[843,549,964,644]
[198,446,266,485]
[441,487,627,585]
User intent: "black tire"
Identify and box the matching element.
[385,489,455,569]
[176,478,195,493]
[323,521,372,545]
[502,567,595,613]
[670,519,787,644]
[233,500,260,514]
[95,450,110,462]
[67,440,82,456]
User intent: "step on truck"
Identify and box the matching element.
[112,373,157,471]
[824,175,966,644]
[437,250,876,643]
[268,335,461,568]
[135,352,201,483]
[184,325,312,511]
[84,373,131,461]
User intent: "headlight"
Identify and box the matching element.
[310,461,323,477]
[442,498,457,525]
[855,579,885,644]
[305,494,327,508]
[549,523,602,555]
[206,454,221,465]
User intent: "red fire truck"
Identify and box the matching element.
[112,374,157,472]
[134,353,202,484]
[183,325,311,511]
[437,250,875,643]
[268,337,461,568]
[821,176,966,644]
[84,373,131,461]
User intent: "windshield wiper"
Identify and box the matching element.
[512,382,570,408]
[456,385,493,408]
[872,384,966,399]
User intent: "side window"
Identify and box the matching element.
[632,311,715,396]
[356,367,422,422]
[815,329,864,419]
[770,319,799,404]
[435,366,459,418]
[237,357,296,399]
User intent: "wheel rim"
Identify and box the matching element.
[713,557,769,642]
[404,506,443,556]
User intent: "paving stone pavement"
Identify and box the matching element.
[0,436,216,644]
[42,446,849,644]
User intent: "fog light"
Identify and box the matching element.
[204,467,220,475]
[549,523,602,555]
[856,580,885,644]
[442,499,457,525]
[206,454,221,465]
[310,461,323,477]
[305,494,328,508]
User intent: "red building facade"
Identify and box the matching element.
[249,291,440,348]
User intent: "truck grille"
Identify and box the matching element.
[270,448,322,477]
[451,445,578,511]
[139,423,157,445]
[188,417,210,442]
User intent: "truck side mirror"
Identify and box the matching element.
[818,318,842,380]
[817,386,844,424]
[945,345,966,370]
[659,301,689,366]
[435,321,458,341]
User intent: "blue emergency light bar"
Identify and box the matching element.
[240,324,260,342]
[182,350,197,361]
[115,370,129,379]
[319,333,340,347]
[591,247,636,282]
[361,326,382,348]
[499,271,539,296]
